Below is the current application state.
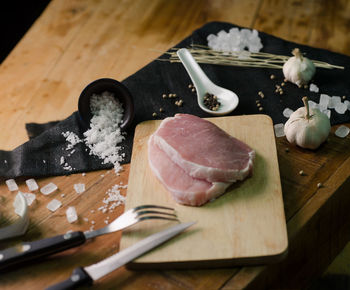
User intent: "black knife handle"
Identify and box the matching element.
[0,231,86,271]
[46,267,93,290]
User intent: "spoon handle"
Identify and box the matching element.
[177,48,213,93]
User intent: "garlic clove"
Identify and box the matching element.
[283,48,316,87]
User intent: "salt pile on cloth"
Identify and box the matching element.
[66,206,78,223]
[47,199,62,212]
[6,179,18,191]
[74,183,85,194]
[62,131,82,150]
[83,92,125,174]
[26,179,39,191]
[207,28,263,53]
[40,182,58,195]
[335,125,350,138]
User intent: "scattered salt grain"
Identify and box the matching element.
[335,102,348,114]
[104,220,109,224]
[309,83,319,93]
[91,220,95,225]
[6,179,18,191]
[46,199,62,212]
[66,206,78,223]
[274,123,285,137]
[62,131,82,150]
[83,92,125,175]
[61,193,65,198]
[283,108,294,118]
[74,183,85,194]
[43,160,46,164]
[335,125,350,138]
[4,160,7,164]
[82,173,86,176]
[22,192,36,206]
[83,217,89,222]
[25,179,39,191]
[60,156,65,165]
[40,183,58,195]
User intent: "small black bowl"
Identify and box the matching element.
[78,78,134,130]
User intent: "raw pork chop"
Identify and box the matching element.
[148,135,231,206]
[153,114,255,183]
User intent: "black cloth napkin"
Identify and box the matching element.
[1,21,349,178]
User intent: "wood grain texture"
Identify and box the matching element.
[0,0,350,289]
[121,115,287,267]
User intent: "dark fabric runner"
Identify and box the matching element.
[1,21,349,178]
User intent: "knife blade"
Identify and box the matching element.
[46,221,195,290]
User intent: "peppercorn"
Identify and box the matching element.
[259,107,263,111]
[152,112,157,117]
[270,74,275,80]
[317,182,323,188]
[159,107,164,112]
[299,170,304,176]
[162,94,167,99]
[203,92,221,111]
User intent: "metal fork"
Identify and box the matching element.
[0,205,178,271]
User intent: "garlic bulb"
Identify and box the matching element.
[283,48,316,87]
[284,96,330,150]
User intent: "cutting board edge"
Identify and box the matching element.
[126,246,289,270]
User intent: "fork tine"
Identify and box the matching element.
[138,216,179,222]
[134,205,174,211]
[136,210,177,218]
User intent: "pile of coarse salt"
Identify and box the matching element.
[83,92,125,174]
[207,28,263,53]
[98,184,127,213]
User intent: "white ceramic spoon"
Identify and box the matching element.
[177,48,239,116]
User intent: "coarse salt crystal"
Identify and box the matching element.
[283,108,294,118]
[274,123,285,138]
[335,125,350,138]
[344,100,350,110]
[22,192,36,206]
[328,96,341,109]
[74,183,85,194]
[60,156,65,165]
[6,179,18,191]
[308,100,319,110]
[66,206,78,223]
[83,217,89,222]
[46,199,62,212]
[40,183,58,195]
[309,83,319,93]
[334,102,348,114]
[26,178,39,191]
[319,94,330,110]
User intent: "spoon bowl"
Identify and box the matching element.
[177,48,239,115]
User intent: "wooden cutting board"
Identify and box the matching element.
[120,115,288,269]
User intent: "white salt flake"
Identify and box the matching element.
[60,156,65,165]
[22,192,36,206]
[74,183,85,194]
[46,199,62,212]
[61,193,65,198]
[83,217,89,222]
[82,173,86,176]
[335,102,348,114]
[274,123,285,137]
[308,100,319,110]
[25,179,39,191]
[6,179,18,191]
[4,160,7,164]
[344,100,350,110]
[283,108,294,118]
[40,183,58,195]
[66,206,78,223]
[335,125,350,138]
[309,83,319,93]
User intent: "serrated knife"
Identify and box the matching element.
[46,221,195,290]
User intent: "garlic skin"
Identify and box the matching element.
[284,97,330,150]
[283,48,316,87]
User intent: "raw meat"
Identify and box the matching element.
[148,135,231,206]
[153,114,255,183]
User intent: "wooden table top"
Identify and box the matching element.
[1,0,350,289]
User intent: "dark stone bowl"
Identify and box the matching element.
[78,78,134,131]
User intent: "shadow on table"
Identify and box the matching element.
[308,274,350,290]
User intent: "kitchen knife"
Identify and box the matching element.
[46,221,195,290]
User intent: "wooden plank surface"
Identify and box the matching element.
[121,115,287,267]
[0,0,349,289]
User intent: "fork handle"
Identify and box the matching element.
[0,231,86,271]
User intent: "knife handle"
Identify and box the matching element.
[46,267,93,290]
[0,231,86,271]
